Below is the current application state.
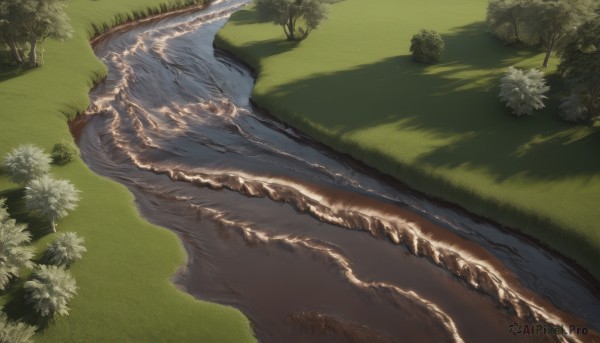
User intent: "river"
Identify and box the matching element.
[73,0,600,342]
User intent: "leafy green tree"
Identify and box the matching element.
[2,144,52,186]
[0,199,34,291]
[24,265,77,317]
[25,176,80,232]
[0,0,26,64]
[0,312,36,343]
[525,0,596,67]
[486,0,530,44]
[45,232,86,267]
[558,17,600,122]
[499,66,549,116]
[255,0,328,41]
[409,29,445,63]
[18,0,73,66]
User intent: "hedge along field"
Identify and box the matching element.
[0,0,255,342]
[215,0,600,280]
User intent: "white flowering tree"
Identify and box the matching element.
[25,176,80,232]
[2,144,51,185]
[24,265,77,317]
[0,199,34,290]
[45,232,86,267]
[499,67,549,116]
[0,312,36,343]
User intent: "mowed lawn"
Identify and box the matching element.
[216,0,600,279]
[0,0,255,342]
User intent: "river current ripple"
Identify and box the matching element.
[75,1,600,342]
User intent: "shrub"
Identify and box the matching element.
[24,265,77,317]
[0,199,34,291]
[499,67,549,116]
[409,29,445,63]
[0,312,36,343]
[2,145,51,185]
[45,232,86,267]
[25,176,80,232]
[51,140,77,165]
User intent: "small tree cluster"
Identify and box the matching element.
[486,0,597,67]
[409,29,445,63]
[0,0,73,66]
[255,0,328,41]
[24,265,77,318]
[3,144,80,232]
[0,312,35,343]
[45,232,86,267]
[0,198,34,291]
[499,66,549,116]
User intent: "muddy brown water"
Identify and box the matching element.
[74,1,600,342]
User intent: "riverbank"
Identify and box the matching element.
[0,1,255,341]
[215,0,600,280]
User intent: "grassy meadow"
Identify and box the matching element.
[216,0,600,279]
[0,0,255,341]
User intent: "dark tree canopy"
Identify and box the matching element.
[558,17,600,122]
[486,0,597,67]
[0,0,72,66]
[255,0,328,41]
[486,0,530,44]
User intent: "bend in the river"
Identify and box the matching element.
[74,1,600,342]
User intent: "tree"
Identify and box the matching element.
[45,232,86,267]
[0,312,36,343]
[25,176,80,232]
[499,66,549,116]
[409,29,445,63]
[0,0,26,64]
[2,144,52,186]
[18,0,73,66]
[255,0,328,41]
[525,0,596,67]
[0,199,34,291]
[24,265,77,317]
[558,17,600,122]
[486,0,530,44]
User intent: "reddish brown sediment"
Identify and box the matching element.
[75,1,600,342]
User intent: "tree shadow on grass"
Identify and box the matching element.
[226,9,262,26]
[239,38,301,59]
[254,22,600,183]
[441,22,541,70]
[0,65,34,83]
[0,188,52,241]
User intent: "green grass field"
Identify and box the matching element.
[0,0,255,341]
[216,0,600,280]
